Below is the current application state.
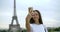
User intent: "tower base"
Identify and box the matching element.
[8,24,22,32]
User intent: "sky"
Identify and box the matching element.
[0,0,60,29]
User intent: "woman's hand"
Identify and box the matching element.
[26,14,32,22]
[26,7,33,22]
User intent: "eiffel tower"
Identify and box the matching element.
[8,0,22,32]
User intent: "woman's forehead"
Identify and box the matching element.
[33,11,38,14]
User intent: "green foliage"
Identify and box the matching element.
[22,29,27,32]
[0,30,7,32]
[0,27,60,32]
[54,27,60,31]
[16,30,20,32]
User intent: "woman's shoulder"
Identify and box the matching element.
[30,24,45,27]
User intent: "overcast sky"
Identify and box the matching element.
[0,0,60,29]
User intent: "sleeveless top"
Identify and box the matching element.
[30,24,48,32]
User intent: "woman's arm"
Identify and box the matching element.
[26,7,33,32]
[26,14,32,32]
[44,27,48,32]
[26,20,31,32]
[46,28,48,32]
[43,25,48,32]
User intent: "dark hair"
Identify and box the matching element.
[30,10,43,24]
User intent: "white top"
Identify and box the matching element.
[30,24,48,32]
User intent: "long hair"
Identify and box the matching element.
[30,10,43,24]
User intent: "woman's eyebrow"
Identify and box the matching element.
[33,11,35,12]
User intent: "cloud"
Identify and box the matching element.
[0,0,60,29]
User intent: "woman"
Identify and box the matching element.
[26,7,48,32]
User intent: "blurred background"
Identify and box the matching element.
[0,0,60,32]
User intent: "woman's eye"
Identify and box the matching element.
[36,14,38,15]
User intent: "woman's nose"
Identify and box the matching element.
[31,13,35,16]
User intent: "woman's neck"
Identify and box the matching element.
[35,19,39,24]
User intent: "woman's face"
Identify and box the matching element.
[31,11,39,20]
